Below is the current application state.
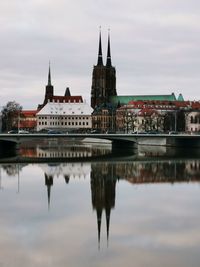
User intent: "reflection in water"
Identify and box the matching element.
[1,145,200,266]
[19,141,113,159]
[1,158,200,248]
[91,163,117,249]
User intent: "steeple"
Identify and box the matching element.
[106,30,112,67]
[97,28,103,66]
[48,62,51,86]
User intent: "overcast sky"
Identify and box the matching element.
[1,0,200,109]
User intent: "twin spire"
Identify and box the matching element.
[97,29,112,67]
[48,29,112,83]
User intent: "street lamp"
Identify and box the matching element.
[17,110,20,133]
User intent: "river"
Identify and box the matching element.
[0,140,200,267]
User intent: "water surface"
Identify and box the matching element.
[0,143,200,267]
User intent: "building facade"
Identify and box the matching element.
[116,100,194,133]
[186,111,200,132]
[19,110,37,131]
[37,102,93,132]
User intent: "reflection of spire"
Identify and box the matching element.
[106,207,111,247]
[64,175,70,184]
[17,163,20,193]
[97,208,102,250]
[45,174,53,210]
[0,167,3,190]
[91,163,117,249]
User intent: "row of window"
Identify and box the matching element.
[38,116,89,120]
[38,121,89,126]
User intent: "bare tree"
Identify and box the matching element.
[123,110,137,133]
[1,101,22,132]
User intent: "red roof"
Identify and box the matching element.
[21,110,38,117]
[138,108,158,116]
[52,95,83,103]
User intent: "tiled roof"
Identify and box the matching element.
[110,93,179,105]
[138,108,158,116]
[51,95,83,103]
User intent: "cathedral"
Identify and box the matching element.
[91,31,117,109]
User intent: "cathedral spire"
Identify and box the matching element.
[97,27,103,66]
[106,30,112,67]
[48,62,51,86]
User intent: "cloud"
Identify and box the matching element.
[1,0,200,108]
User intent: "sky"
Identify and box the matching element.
[1,0,200,109]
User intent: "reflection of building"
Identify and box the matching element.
[0,109,2,133]
[42,162,91,209]
[90,163,117,248]
[41,163,91,180]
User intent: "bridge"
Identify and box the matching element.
[0,133,200,150]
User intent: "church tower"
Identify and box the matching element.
[44,63,54,105]
[91,30,117,109]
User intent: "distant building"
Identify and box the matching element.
[111,93,184,106]
[90,31,186,132]
[92,103,116,132]
[116,100,193,133]
[38,64,83,110]
[19,110,37,131]
[91,31,117,109]
[36,102,93,132]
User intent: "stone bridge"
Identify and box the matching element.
[0,133,200,150]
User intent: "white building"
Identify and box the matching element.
[186,111,200,132]
[37,101,93,131]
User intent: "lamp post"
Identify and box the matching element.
[17,110,20,133]
[174,110,177,132]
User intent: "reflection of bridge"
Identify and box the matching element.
[1,159,200,249]
[1,133,200,148]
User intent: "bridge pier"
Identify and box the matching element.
[112,140,138,151]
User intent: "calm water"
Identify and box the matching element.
[0,142,200,267]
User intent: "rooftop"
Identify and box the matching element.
[37,102,93,116]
